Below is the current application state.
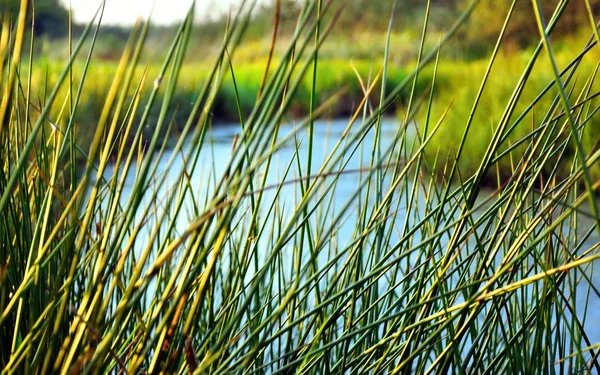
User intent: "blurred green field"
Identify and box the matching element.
[33,31,600,186]
[8,0,600,186]
[420,39,600,185]
[29,56,418,151]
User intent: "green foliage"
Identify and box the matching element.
[0,0,68,37]
[457,0,600,58]
[423,43,600,184]
[20,58,414,135]
[31,0,68,37]
[1,0,600,374]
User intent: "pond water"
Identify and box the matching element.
[102,117,600,357]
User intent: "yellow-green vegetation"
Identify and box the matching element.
[2,0,600,374]
[28,58,414,151]
[423,42,600,184]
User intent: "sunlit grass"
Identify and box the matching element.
[423,42,600,184]
[22,58,413,128]
[1,0,599,373]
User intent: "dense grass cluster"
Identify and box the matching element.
[2,0,600,374]
[424,39,600,184]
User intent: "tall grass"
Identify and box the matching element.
[1,0,600,373]
[423,40,600,184]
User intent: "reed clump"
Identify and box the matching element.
[1,0,599,374]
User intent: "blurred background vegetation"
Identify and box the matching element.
[2,0,597,60]
[3,0,600,180]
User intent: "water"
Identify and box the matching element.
[101,117,600,363]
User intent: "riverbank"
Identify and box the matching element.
[419,46,600,186]
[26,40,600,187]
[30,57,418,121]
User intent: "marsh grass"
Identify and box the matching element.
[17,57,415,139]
[1,0,600,373]
[424,40,600,184]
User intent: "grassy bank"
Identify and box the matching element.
[24,57,419,161]
[421,39,600,186]
[32,36,600,187]
[29,57,414,123]
[2,0,600,374]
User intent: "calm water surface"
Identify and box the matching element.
[103,118,600,348]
